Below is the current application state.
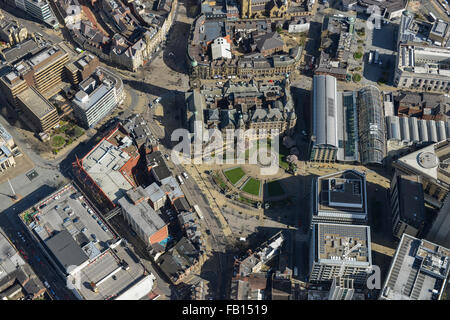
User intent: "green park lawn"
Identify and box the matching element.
[224,167,246,185]
[242,178,261,196]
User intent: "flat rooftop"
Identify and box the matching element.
[316,170,367,217]
[160,176,184,203]
[427,196,450,248]
[381,234,450,300]
[396,175,425,228]
[0,230,26,283]
[32,184,115,272]
[398,44,450,77]
[117,187,166,238]
[28,46,65,70]
[314,223,372,266]
[77,242,147,300]
[17,87,57,119]
[74,76,115,112]
[1,39,41,64]
[82,127,139,203]
[395,139,450,189]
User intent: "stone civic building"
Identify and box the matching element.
[187,14,303,80]
[186,80,296,141]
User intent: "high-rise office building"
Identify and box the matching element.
[328,277,354,300]
[11,0,59,28]
[71,67,123,128]
[16,86,60,132]
[311,169,368,226]
[380,234,450,300]
[309,223,373,285]
[0,44,69,105]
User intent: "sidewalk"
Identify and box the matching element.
[184,164,232,236]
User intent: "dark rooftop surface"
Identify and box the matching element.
[397,175,425,228]
[45,230,89,273]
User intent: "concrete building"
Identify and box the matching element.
[309,223,373,285]
[74,125,140,208]
[64,52,100,85]
[0,228,45,300]
[0,44,69,105]
[146,151,171,183]
[16,86,60,132]
[178,211,202,248]
[0,123,16,173]
[145,182,167,211]
[389,174,425,239]
[328,276,354,300]
[394,43,450,93]
[230,273,266,300]
[427,196,450,249]
[20,184,153,300]
[380,234,450,300]
[393,139,450,208]
[398,10,450,47]
[429,20,450,47]
[343,0,407,19]
[54,0,82,26]
[0,12,28,45]
[311,170,368,226]
[118,187,168,246]
[71,67,123,128]
[288,17,310,33]
[235,232,284,277]
[211,37,232,60]
[158,237,207,284]
[10,0,59,28]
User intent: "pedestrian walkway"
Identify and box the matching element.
[185,164,232,236]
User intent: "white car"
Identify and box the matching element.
[182,172,188,179]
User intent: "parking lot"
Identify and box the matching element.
[362,20,398,86]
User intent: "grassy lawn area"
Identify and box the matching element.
[267,180,284,197]
[242,178,261,196]
[224,167,246,185]
[51,121,85,154]
[278,143,290,170]
[67,125,85,139]
[51,135,66,148]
